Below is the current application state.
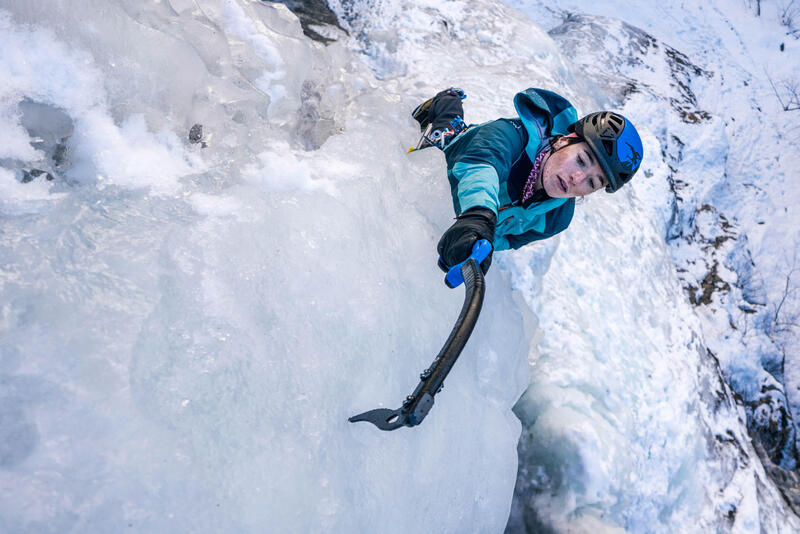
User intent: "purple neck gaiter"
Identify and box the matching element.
[521,145,552,205]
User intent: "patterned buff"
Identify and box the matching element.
[521,145,552,204]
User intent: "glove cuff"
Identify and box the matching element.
[459,207,497,231]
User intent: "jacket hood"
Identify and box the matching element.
[513,88,578,162]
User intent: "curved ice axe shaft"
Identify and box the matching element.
[348,240,491,431]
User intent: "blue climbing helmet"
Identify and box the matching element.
[569,112,643,193]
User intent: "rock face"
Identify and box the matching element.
[262,0,346,43]
[755,440,800,516]
[5,99,75,185]
[531,10,800,529]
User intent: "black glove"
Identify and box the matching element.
[437,207,496,275]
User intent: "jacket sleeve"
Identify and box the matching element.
[447,120,526,216]
[504,199,576,249]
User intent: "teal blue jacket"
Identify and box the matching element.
[442,88,578,251]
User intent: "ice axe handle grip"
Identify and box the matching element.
[444,239,492,288]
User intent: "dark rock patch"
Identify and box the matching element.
[262,1,347,44]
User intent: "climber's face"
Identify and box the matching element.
[541,136,608,198]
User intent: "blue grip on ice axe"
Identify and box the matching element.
[443,239,492,288]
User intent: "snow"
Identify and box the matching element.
[241,141,339,194]
[501,0,800,529]
[0,0,798,533]
[0,11,204,195]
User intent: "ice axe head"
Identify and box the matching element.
[348,408,407,431]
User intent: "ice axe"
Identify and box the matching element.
[348,239,492,431]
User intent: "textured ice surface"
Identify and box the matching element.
[1,0,798,533]
[0,1,527,532]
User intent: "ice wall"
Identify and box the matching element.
[3,0,798,532]
[0,1,530,532]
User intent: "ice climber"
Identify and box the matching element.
[411,88,644,275]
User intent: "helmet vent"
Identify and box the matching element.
[602,139,614,156]
[619,172,630,182]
